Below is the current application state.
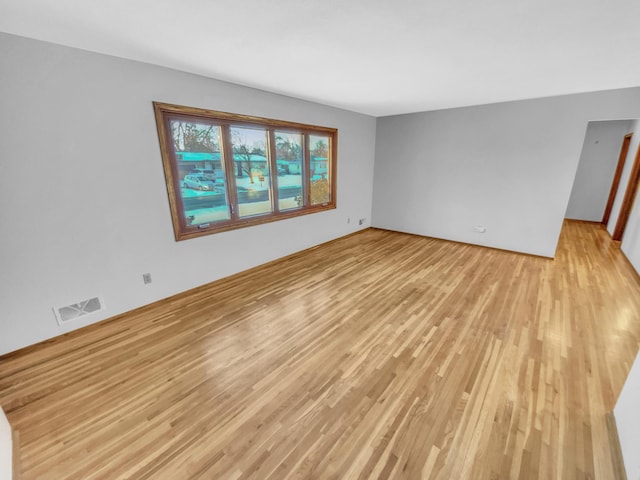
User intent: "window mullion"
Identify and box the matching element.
[303,132,311,207]
[268,130,279,214]
[220,124,239,220]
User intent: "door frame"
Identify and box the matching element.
[613,143,640,241]
[603,133,633,225]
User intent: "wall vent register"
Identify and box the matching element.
[53,296,105,325]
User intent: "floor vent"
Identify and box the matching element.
[54,296,105,325]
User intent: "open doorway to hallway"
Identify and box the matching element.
[602,133,633,226]
[612,141,640,241]
[566,118,640,243]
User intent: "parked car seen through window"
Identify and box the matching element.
[183,175,216,191]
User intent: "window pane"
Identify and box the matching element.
[309,134,331,205]
[274,131,303,210]
[230,126,272,218]
[170,120,231,226]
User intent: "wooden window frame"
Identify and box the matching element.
[153,102,337,241]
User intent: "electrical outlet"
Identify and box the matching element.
[359,218,366,225]
[347,217,351,224]
[474,225,486,233]
[143,273,152,284]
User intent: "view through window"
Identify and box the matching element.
[153,102,337,240]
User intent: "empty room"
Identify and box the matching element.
[2,1,640,479]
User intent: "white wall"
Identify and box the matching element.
[0,33,377,355]
[615,350,640,480]
[373,88,640,257]
[565,120,634,221]
[0,408,10,480]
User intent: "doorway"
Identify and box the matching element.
[603,133,633,225]
[612,144,640,241]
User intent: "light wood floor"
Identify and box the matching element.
[1,221,640,479]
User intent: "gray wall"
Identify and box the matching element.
[373,88,640,257]
[0,33,377,355]
[565,120,634,221]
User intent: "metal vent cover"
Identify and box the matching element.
[54,296,105,325]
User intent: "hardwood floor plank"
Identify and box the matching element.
[1,220,639,479]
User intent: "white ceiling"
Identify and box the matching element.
[1,0,640,116]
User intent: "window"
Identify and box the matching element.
[153,102,337,241]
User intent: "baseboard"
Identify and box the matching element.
[563,218,604,225]
[370,226,554,259]
[606,412,627,480]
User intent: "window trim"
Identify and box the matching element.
[153,102,337,241]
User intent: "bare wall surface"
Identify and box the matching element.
[0,33,376,355]
[615,350,640,480]
[0,408,10,480]
[373,88,640,257]
[565,120,633,222]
